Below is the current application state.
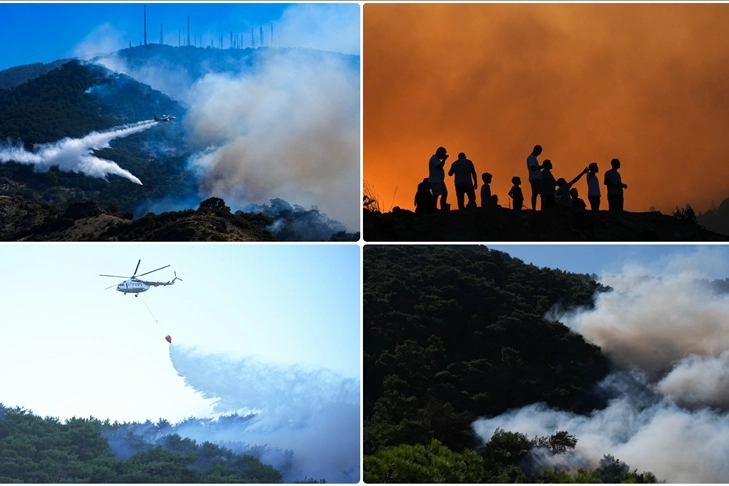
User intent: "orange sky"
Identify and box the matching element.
[364,3,729,214]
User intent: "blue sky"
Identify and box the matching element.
[0,244,360,422]
[487,244,729,280]
[0,3,360,71]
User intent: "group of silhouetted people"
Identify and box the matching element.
[415,145,627,214]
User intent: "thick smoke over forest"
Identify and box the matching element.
[166,346,360,482]
[474,254,729,482]
[0,120,157,184]
[96,48,359,231]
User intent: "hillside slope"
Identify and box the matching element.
[364,245,611,455]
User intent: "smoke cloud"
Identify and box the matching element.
[364,3,729,214]
[91,4,360,231]
[0,120,158,184]
[168,345,360,483]
[184,51,359,230]
[474,252,729,482]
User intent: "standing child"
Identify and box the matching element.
[508,176,524,211]
[586,162,600,211]
[480,173,492,207]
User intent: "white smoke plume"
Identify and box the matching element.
[474,251,729,482]
[184,51,359,230]
[168,345,360,483]
[0,120,157,184]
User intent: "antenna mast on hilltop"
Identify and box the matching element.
[271,24,274,48]
[143,4,147,45]
[160,24,163,45]
[260,25,263,47]
[251,28,255,48]
[187,13,191,46]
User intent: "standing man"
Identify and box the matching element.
[527,145,543,210]
[604,158,628,211]
[448,152,478,210]
[586,162,601,211]
[429,146,449,211]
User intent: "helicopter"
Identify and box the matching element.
[100,260,181,296]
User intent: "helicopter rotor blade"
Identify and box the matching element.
[133,259,141,277]
[137,264,170,277]
[99,274,130,278]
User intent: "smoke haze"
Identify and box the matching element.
[168,345,360,482]
[364,3,729,215]
[474,252,729,482]
[0,120,157,184]
[184,51,359,229]
[90,4,360,230]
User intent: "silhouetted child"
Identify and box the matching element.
[570,188,587,209]
[586,162,600,211]
[414,177,433,214]
[491,194,499,207]
[481,173,492,207]
[508,176,523,211]
[555,168,589,207]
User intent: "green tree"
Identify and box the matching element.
[364,439,485,483]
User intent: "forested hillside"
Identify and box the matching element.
[0,405,283,483]
[0,59,194,213]
[363,246,659,482]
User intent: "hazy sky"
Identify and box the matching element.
[364,3,729,215]
[0,3,360,71]
[0,244,360,422]
[486,244,729,279]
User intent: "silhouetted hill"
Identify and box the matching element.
[0,195,276,241]
[364,206,729,241]
[0,59,71,89]
[698,197,729,236]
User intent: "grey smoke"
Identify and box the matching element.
[90,5,360,231]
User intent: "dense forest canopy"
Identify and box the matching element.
[363,245,660,482]
[0,404,285,483]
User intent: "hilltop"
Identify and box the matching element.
[364,205,729,241]
[0,195,276,241]
[0,45,359,241]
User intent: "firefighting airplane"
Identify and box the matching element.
[100,260,181,296]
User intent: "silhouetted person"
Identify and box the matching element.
[429,146,449,211]
[508,176,524,211]
[491,194,499,207]
[555,167,590,207]
[570,188,587,209]
[448,152,478,210]
[527,145,543,210]
[540,159,557,209]
[604,158,627,211]
[481,173,492,207]
[414,177,433,214]
[586,162,601,211]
